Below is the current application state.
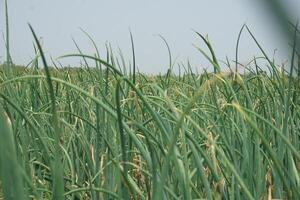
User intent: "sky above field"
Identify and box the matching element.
[0,0,299,74]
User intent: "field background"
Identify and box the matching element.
[1,0,300,200]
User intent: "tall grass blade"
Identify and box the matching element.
[0,106,24,199]
[28,24,64,200]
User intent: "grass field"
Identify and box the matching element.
[0,38,300,200]
[1,1,300,199]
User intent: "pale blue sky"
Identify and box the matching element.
[0,0,299,73]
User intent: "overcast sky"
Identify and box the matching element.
[0,0,299,73]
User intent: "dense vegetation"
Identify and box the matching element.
[1,0,300,199]
[0,34,300,200]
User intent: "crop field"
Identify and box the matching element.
[1,1,300,200]
[1,33,300,200]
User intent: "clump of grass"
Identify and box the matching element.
[0,2,300,200]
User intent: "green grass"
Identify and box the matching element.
[1,2,300,199]
[0,40,300,199]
